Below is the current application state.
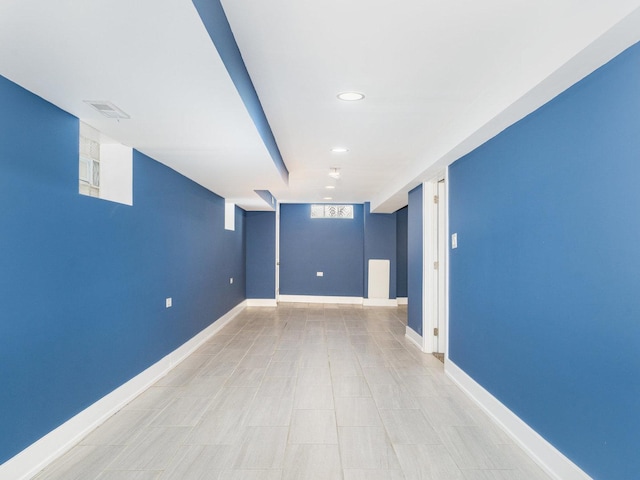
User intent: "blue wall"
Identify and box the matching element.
[407,186,423,335]
[364,203,397,299]
[0,75,246,464]
[448,42,640,479]
[246,211,276,299]
[396,206,408,298]
[279,204,364,297]
[191,0,288,184]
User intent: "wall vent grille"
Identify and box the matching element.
[84,100,130,119]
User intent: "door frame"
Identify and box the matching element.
[422,170,449,357]
[275,201,280,302]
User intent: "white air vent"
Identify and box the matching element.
[84,101,130,119]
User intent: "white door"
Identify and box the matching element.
[435,179,447,354]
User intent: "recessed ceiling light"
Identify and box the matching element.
[331,147,349,153]
[324,197,333,200]
[337,91,365,101]
[325,185,336,190]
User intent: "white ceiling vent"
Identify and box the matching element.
[84,101,130,119]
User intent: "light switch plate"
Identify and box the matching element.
[166,297,172,308]
[230,277,234,284]
[451,233,458,249]
[317,272,324,277]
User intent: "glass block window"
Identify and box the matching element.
[310,204,354,219]
[78,122,134,206]
[310,204,325,218]
[79,124,101,198]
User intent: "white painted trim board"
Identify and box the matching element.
[363,298,397,307]
[0,301,247,480]
[279,295,401,306]
[445,360,591,480]
[246,298,277,307]
[278,294,364,305]
[405,325,424,351]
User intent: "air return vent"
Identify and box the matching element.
[84,100,130,119]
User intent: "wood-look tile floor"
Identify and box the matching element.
[33,304,551,480]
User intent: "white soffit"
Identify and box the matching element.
[0,0,286,210]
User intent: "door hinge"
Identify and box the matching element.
[434,327,439,336]
[433,195,439,204]
[433,261,439,270]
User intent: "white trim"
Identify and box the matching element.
[445,360,591,480]
[246,298,277,307]
[396,297,408,305]
[363,298,397,307]
[436,176,447,355]
[422,181,438,354]
[275,201,280,301]
[224,201,235,231]
[405,326,424,351]
[0,301,247,480]
[278,294,363,305]
[444,168,451,362]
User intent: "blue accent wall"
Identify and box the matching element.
[407,186,423,335]
[246,211,276,299]
[448,42,640,480]
[363,203,397,299]
[191,0,289,184]
[279,204,364,297]
[396,206,408,298]
[254,189,277,210]
[0,75,246,464]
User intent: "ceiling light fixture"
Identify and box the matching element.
[331,147,349,153]
[324,197,333,200]
[337,91,365,101]
[328,167,341,179]
[325,185,336,190]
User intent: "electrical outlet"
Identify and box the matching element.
[317,272,324,277]
[166,297,172,308]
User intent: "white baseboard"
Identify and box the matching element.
[363,298,398,307]
[278,295,402,307]
[445,360,591,480]
[0,300,247,480]
[246,299,277,307]
[396,297,408,305]
[405,326,424,351]
[278,294,364,305]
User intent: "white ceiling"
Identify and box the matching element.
[2,0,640,212]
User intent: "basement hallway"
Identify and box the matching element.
[33,304,551,480]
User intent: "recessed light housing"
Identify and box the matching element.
[331,147,349,153]
[337,91,365,101]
